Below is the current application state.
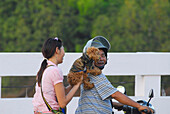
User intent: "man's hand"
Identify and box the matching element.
[138,105,154,114]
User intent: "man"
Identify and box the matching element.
[75,36,152,114]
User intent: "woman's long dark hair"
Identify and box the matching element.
[37,38,63,86]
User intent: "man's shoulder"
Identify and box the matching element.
[89,73,105,77]
[88,73,107,83]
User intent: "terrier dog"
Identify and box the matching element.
[67,47,102,90]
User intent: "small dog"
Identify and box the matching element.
[67,47,102,90]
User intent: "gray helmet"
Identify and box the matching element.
[83,36,111,53]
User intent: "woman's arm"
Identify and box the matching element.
[65,85,73,94]
[55,82,81,108]
[55,76,82,108]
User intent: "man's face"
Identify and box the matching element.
[94,49,106,67]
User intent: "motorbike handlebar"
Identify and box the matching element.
[122,105,153,114]
[114,100,155,114]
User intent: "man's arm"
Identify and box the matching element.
[111,91,151,113]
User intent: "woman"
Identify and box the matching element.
[33,37,82,114]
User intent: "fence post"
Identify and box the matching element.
[0,76,1,98]
[143,75,161,97]
[135,75,161,97]
[135,75,144,96]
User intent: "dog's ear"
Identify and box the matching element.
[70,58,85,72]
[81,53,90,64]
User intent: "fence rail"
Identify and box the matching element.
[0,52,170,114]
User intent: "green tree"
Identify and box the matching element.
[0,0,169,52]
[108,0,170,52]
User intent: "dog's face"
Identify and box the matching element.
[86,47,100,62]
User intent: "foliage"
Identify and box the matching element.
[0,0,169,52]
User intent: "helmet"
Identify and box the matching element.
[83,36,111,53]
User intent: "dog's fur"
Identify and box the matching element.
[67,47,102,90]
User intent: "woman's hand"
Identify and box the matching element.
[76,74,83,85]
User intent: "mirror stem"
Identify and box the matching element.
[147,98,152,106]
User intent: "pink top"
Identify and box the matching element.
[32,60,63,112]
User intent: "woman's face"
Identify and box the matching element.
[57,46,65,64]
[94,49,107,67]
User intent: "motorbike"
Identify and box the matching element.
[113,85,155,114]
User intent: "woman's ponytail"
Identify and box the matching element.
[37,59,47,87]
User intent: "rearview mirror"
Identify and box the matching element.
[117,85,126,94]
[147,89,154,106]
[149,89,154,98]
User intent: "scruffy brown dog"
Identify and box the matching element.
[67,47,102,90]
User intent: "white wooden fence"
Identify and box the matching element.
[0,52,170,114]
